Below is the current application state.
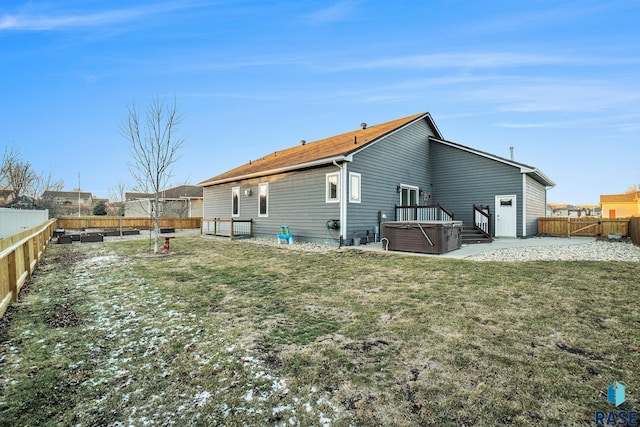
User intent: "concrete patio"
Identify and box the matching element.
[351,236,597,259]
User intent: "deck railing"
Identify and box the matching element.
[473,204,492,238]
[202,218,253,238]
[395,204,454,222]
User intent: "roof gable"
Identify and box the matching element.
[198,113,439,186]
[429,137,555,187]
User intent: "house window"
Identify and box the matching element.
[399,184,418,206]
[326,172,340,203]
[349,172,361,203]
[258,183,269,217]
[232,186,240,217]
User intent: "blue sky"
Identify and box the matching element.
[1,0,638,205]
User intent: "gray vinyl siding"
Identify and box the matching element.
[430,142,524,236]
[347,119,434,240]
[202,166,341,244]
[525,175,547,237]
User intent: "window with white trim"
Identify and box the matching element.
[258,182,269,217]
[349,172,361,203]
[399,184,419,206]
[231,186,240,217]
[326,172,340,203]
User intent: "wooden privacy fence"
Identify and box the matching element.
[0,219,57,318]
[57,216,201,230]
[630,217,640,247]
[538,217,630,238]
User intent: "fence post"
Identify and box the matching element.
[567,217,571,238]
[230,218,235,237]
[23,242,32,281]
[8,251,18,303]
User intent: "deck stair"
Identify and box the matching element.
[462,225,493,244]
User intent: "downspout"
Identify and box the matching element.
[522,174,527,237]
[333,160,348,243]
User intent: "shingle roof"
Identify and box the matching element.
[198,113,437,186]
[42,190,93,199]
[125,192,153,201]
[159,185,203,198]
[126,186,203,201]
[600,191,640,203]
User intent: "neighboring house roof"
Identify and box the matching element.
[159,185,203,198]
[125,192,153,201]
[600,191,640,203]
[198,113,442,186]
[126,186,203,201]
[42,190,93,199]
[429,137,555,188]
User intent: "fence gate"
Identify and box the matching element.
[538,217,630,237]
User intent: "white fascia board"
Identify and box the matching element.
[201,155,352,186]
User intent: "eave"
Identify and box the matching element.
[198,154,353,187]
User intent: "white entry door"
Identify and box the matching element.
[495,195,517,237]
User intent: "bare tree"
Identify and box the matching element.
[627,183,640,193]
[108,182,128,203]
[1,147,37,203]
[121,95,185,253]
[28,170,65,200]
[108,181,129,216]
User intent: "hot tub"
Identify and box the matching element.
[381,221,463,254]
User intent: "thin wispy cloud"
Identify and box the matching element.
[0,2,212,31]
[457,1,638,37]
[305,0,356,25]
[498,121,570,129]
[324,52,639,72]
[449,76,640,115]
[497,115,640,131]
